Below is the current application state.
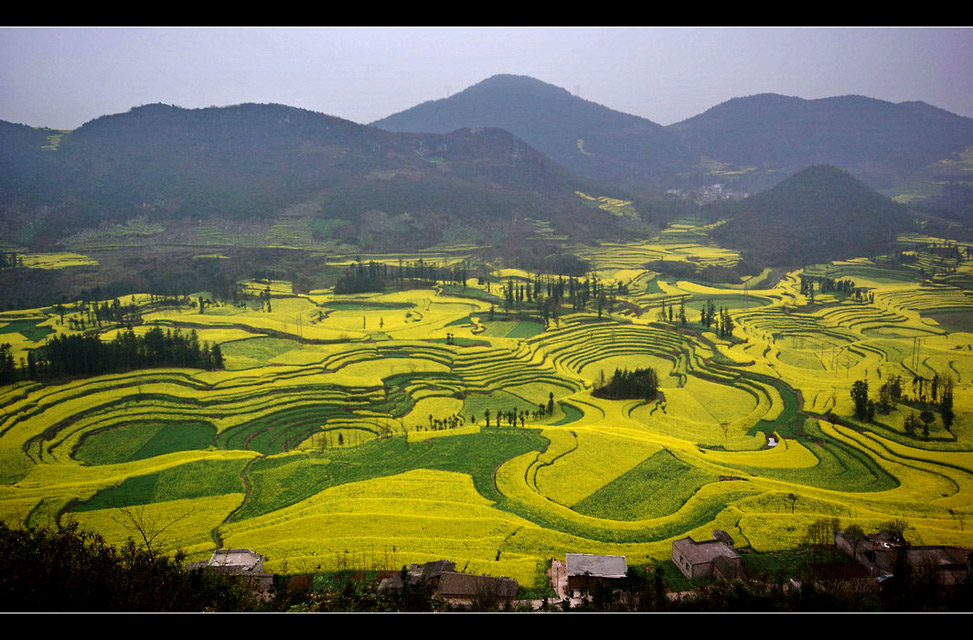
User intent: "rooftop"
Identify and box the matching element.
[672,537,740,565]
[565,553,627,579]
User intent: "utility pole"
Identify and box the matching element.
[908,336,922,371]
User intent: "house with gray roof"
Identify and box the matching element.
[185,548,273,598]
[671,531,741,580]
[565,553,627,594]
[435,571,519,607]
[377,560,518,608]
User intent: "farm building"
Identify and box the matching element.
[671,530,741,580]
[205,548,266,574]
[378,559,457,592]
[565,553,628,594]
[378,560,518,608]
[836,529,973,586]
[435,572,519,608]
[186,548,274,597]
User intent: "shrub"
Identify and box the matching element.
[0,521,256,611]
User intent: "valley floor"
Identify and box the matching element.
[1,231,971,592]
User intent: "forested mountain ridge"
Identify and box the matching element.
[371,74,693,193]
[3,78,971,257]
[0,102,636,249]
[668,92,973,192]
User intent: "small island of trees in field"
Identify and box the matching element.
[592,366,659,401]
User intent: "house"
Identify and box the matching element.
[378,559,456,593]
[377,560,518,608]
[565,553,627,594]
[671,530,741,580]
[835,528,905,576]
[206,548,266,574]
[435,572,519,608]
[186,548,274,597]
[836,528,973,586]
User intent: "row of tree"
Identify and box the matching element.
[333,258,472,294]
[0,327,224,385]
[500,274,626,316]
[801,275,857,295]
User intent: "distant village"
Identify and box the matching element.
[667,183,750,206]
[189,525,973,611]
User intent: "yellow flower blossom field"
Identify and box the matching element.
[1,230,972,588]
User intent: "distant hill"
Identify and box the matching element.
[668,93,973,192]
[0,102,638,249]
[374,78,973,214]
[372,74,692,192]
[710,164,917,266]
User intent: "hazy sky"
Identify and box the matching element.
[2,27,971,130]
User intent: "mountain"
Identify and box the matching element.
[0,102,638,249]
[668,93,973,192]
[710,164,917,266]
[372,74,692,192]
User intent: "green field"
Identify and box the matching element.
[1,231,972,589]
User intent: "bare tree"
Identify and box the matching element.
[109,504,194,556]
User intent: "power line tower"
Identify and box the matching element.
[912,337,922,371]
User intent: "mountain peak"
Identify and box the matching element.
[712,163,914,266]
[371,74,685,190]
[464,74,573,94]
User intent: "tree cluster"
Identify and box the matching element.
[802,275,857,296]
[850,379,875,421]
[853,370,955,437]
[333,257,470,295]
[592,367,659,401]
[500,273,622,318]
[0,252,24,269]
[696,299,735,337]
[0,521,256,612]
[877,374,903,414]
[1,326,224,385]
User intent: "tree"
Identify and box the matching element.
[108,504,193,557]
[804,517,842,550]
[904,412,921,437]
[850,379,870,420]
[210,343,224,370]
[878,380,894,414]
[919,409,935,439]
[842,524,866,560]
[939,372,955,430]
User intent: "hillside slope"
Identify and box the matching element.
[668,93,973,191]
[0,103,633,249]
[710,164,917,266]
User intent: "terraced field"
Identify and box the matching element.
[1,229,971,588]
